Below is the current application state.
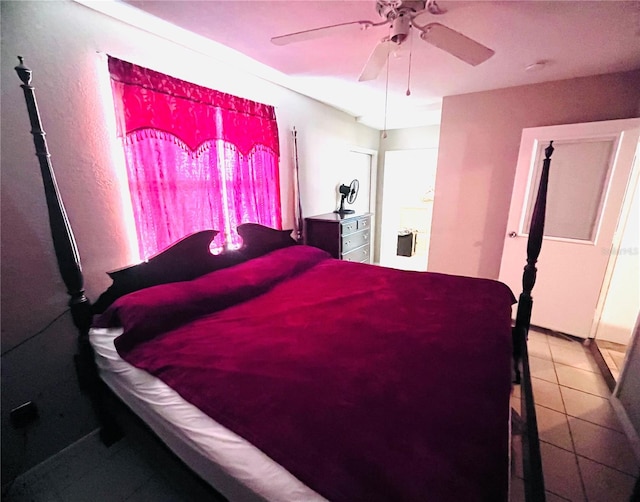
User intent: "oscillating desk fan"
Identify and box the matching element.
[334,179,360,214]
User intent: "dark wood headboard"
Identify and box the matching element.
[92,224,297,314]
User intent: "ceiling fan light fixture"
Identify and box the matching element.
[273,0,496,81]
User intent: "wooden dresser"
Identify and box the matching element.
[304,212,372,263]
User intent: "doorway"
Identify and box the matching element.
[379,148,438,271]
[591,139,640,387]
[499,119,640,389]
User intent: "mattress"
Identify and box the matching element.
[90,326,326,502]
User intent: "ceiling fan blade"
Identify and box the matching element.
[418,23,494,66]
[271,20,381,46]
[358,39,393,82]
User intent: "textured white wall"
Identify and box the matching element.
[0,0,378,479]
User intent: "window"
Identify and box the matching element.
[108,57,282,259]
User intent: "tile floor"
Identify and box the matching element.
[510,329,639,502]
[3,330,639,502]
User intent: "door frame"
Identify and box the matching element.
[348,145,378,254]
[348,146,378,214]
[610,313,640,461]
[590,138,640,338]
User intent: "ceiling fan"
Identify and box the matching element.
[271,0,495,82]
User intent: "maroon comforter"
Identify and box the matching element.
[98,245,516,502]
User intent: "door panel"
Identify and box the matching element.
[499,118,640,337]
[523,139,616,241]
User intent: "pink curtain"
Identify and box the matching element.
[108,57,282,258]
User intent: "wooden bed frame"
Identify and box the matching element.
[15,57,550,502]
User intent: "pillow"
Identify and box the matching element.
[94,245,331,354]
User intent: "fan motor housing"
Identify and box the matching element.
[390,12,412,43]
[377,0,426,20]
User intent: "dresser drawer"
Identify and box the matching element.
[341,216,370,236]
[340,220,358,236]
[341,229,369,254]
[342,244,370,263]
[357,217,370,231]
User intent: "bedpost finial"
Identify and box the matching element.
[545,140,554,159]
[15,56,32,86]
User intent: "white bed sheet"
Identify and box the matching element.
[90,327,326,502]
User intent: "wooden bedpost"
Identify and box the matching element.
[514,141,552,360]
[15,57,122,445]
[14,57,92,333]
[514,140,553,502]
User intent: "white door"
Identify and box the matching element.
[498,118,640,338]
[379,149,438,271]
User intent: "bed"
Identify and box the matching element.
[15,57,548,502]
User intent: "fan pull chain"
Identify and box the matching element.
[406,26,414,96]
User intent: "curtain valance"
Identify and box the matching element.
[108,56,279,156]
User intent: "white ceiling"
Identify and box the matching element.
[113,1,640,129]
